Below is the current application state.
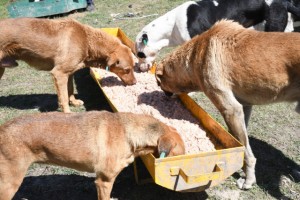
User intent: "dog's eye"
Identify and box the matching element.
[137,52,146,59]
[124,68,131,74]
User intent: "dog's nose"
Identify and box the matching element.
[163,90,173,97]
[132,78,137,85]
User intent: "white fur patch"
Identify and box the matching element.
[265,0,274,6]
[213,0,219,6]
[285,13,294,32]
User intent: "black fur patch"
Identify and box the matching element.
[187,0,216,38]
[187,0,270,37]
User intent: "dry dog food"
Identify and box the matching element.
[96,69,215,154]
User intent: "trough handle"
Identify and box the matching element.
[170,164,223,184]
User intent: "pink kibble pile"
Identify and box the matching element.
[96,69,216,154]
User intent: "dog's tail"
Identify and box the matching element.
[0,56,18,79]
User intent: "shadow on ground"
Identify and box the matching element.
[73,68,112,112]
[0,94,59,112]
[233,137,299,199]
[13,136,299,200]
[14,164,208,200]
[0,68,112,112]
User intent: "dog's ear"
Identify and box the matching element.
[131,52,139,64]
[155,63,164,76]
[107,53,117,67]
[107,53,127,69]
[155,63,164,84]
[157,131,185,157]
[141,33,148,45]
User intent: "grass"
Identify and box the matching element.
[1,0,299,199]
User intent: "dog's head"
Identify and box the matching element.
[107,45,137,85]
[155,59,199,96]
[157,126,185,157]
[135,33,161,72]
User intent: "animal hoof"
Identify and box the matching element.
[237,178,245,189]
[237,177,255,190]
[70,99,84,107]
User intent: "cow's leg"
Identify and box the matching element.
[205,89,256,189]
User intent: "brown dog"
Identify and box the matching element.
[0,111,185,200]
[0,18,137,113]
[155,20,300,189]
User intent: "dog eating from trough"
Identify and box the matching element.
[155,20,300,189]
[135,0,300,71]
[0,111,185,200]
[0,18,137,113]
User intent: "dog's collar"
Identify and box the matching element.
[142,39,148,45]
[105,66,110,71]
[159,152,166,158]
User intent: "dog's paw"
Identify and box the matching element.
[70,99,84,107]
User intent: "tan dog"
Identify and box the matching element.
[0,18,137,113]
[155,20,300,189]
[0,111,185,200]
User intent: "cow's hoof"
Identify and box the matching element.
[237,177,255,190]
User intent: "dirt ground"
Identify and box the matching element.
[14,161,209,200]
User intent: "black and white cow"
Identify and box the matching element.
[136,0,300,71]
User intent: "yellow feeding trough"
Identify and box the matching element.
[100,28,136,55]
[91,28,245,192]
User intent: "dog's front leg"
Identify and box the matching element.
[205,89,257,189]
[94,176,116,200]
[51,68,71,113]
[68,74,84,107]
